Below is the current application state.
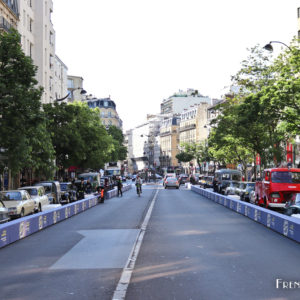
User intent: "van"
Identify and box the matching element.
[77,172,101,192]
[34,181,62,204]
[214,169,242,194]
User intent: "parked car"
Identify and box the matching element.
[18,186,49,212]
[0,200,10,224]
[77,172,101,192]
[284,193,300,216]
[34,181,62,204]
[178,174,189,185]
[240,182,255,202]
[202,176,214,189]
[225,181,239,195]
[60,182,77,204]
[214,169,242,194]
[164,177,180,189]
[194,173,202,185]
[235,182,247,196]
[0,190,35,218]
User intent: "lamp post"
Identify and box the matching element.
[55,87,87,102]
[263,41,291,52]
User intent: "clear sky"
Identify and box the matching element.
[52,0,300,131]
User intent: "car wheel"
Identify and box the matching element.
[20,208,25,218]
[38,204,42,212]
[176,187,179,189]
[165,186,167,189]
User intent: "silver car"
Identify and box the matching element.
[164,177,180,189]
[19,186,49,212]
[0,200,9,224]
[225,182,239,195]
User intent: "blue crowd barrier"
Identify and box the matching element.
[0,184,132,249]
[191,185,300,243]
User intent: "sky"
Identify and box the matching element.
[52,0,300,131]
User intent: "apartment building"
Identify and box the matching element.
[87,97,123,129]
[0,0,19,32]
[53,55,68,101]
[161,89,213,115]
[17,0,59,104]
[67,75,85,102]
[159,116,180,169]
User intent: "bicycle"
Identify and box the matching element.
[136,183,142,197]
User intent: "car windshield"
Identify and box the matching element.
[79,175,94,182]
[24,188,38,196]
[1,192,22,201]
[60,184,68,191]
[40,184,51,193]
[271,172,300,183]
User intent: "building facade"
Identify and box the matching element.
[53,55,68,101]
[67,75,85,102]
[17,0,56,104]
[0,0,19,32]
[86,97,123,129]
[161,89,213,115]
[159,116,180,169]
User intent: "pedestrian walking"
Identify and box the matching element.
[117,176,123,197]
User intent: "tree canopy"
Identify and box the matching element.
[0,29,55,176]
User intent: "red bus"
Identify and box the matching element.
[255,168,300,208]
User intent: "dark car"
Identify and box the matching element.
[178,174,189,185]
[284,193,300,216]
[240,182,255,202]
[60,182,77,204]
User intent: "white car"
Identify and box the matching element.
[225,182,239,195]
[0,190,35,218]
[19,186,49,212]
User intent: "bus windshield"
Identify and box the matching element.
[271,172,300,184]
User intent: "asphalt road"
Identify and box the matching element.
[0,183,299,300]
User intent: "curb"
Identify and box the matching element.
[191,185,300,243]
[0,184,132,249]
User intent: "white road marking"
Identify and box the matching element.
[112,188,159,300]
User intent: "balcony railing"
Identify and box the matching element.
[179,123,196,132]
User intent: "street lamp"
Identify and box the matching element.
[263,41,291,52]
[55,87,87,102]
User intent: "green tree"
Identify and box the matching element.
[0,29,55,176]
[43,102,114,171]
[107,125,127,162]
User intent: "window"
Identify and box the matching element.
[30,43,33,58]
[104,101,108,107]
[29,18,33,32]
[271,172,300,183]
[298,7,300,18]
[68,79,74,88]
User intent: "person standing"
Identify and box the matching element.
[77,178,85,200]
[117,176,123,197]
[85,180,92,194]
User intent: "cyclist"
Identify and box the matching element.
[135,175,142,196]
